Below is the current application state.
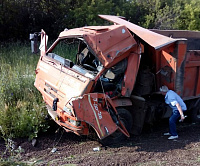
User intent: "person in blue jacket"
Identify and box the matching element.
[160,85,187,140]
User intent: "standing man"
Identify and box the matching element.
[160,86,187,140]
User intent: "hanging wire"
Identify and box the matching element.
[94,63,110,113]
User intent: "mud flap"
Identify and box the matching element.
[72,93,130,139]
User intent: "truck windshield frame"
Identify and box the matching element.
[45,37,102,78]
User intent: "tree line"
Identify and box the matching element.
[0,0,200,42]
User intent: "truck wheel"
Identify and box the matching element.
[191,99,200,123]
[100,108,133,146]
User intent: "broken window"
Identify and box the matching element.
[46,38,101,78]
[93,59,128,97]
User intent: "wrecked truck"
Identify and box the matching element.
[34,15,200,144]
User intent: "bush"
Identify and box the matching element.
[0,43,49,140]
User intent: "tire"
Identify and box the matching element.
[190,98,200,123]
[100,108,133,146]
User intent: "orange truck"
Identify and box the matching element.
[33,15,200,144]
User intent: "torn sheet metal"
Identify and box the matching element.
[99,15,179,50]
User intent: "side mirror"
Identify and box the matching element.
[29,32,40,54]
[39,30,48,53]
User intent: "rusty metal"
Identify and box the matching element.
[99,15,178,50]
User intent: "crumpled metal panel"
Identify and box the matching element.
[99,15,178,50]
[83,25,137,67]
[72,93,130,139]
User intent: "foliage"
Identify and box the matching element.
[0,43,49,140]
[174,0,200,30]
[133,0,180,29]
[71,0,113,27]
[0,0,200,42]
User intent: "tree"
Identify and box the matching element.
[174,0,200,30]
[136,0,181,29]
[71,0,113,27]
[0,0,200,42]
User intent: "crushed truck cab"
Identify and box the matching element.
[35,24,136,141]
[34,15,200,144]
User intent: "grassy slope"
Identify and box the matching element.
[0,43,48,140]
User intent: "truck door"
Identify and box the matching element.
[34,34,94,117]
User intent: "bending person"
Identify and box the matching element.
[160,85,187,140]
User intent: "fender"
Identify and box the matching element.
[72,93,130,139]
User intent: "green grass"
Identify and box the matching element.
[0,42,78,165]
[0,42,48,140]
[0,160,29,166]
[51,39,78,63]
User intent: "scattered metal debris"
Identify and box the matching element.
[32,138,37,147]
[93,146,101,151]
[51,147,57,153]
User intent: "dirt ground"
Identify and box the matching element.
[1,120,200,166]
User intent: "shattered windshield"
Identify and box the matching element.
[50,38,78,63]
[45,38,128,98]
[46,38,102,78]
